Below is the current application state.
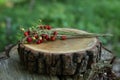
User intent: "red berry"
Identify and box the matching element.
[34,34,39,39]
[53,31,58,35]
[24,31,30,36]
[46,25,51,30]
[28,30,30,34]
[39,25,43,29]
[44,25,47,29]
[26,37,32,43]
[41,34,46,38]
[45,35,49,40]
[24,32,29,36]
[36,39,43,44]
[50,36,56,41]
[40,39,43,43]
[61,35,66,40]
[36,40,41,44]
[36,40,40,44]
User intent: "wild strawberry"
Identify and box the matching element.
[39,25,43,29]
[50,36,56,41]
[46,25,51,30]
[20,28,25,32]
[26,37,32,43]
[36,40,41,44]
[24,31,29,36]
[44,25,47,29]
[41,34,46,38]
[61,35,66,40]
[40,39,43,43]
[36,39,43,44]
[53,31,58,35]
[32,37,36,40]
[45,35,49,40]
[24,31,30,36]
[34,34,39,39]
[28,30,30,34]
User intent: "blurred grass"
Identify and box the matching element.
[0,0,120,57]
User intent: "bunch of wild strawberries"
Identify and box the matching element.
[21,25,66,44]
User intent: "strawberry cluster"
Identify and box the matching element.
[21,25,66,44]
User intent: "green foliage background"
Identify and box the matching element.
[0,0,120,57]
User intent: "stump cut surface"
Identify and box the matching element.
[22,28,97,54]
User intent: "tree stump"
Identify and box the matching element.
[18,28,102,76]
[0,46,119,80]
